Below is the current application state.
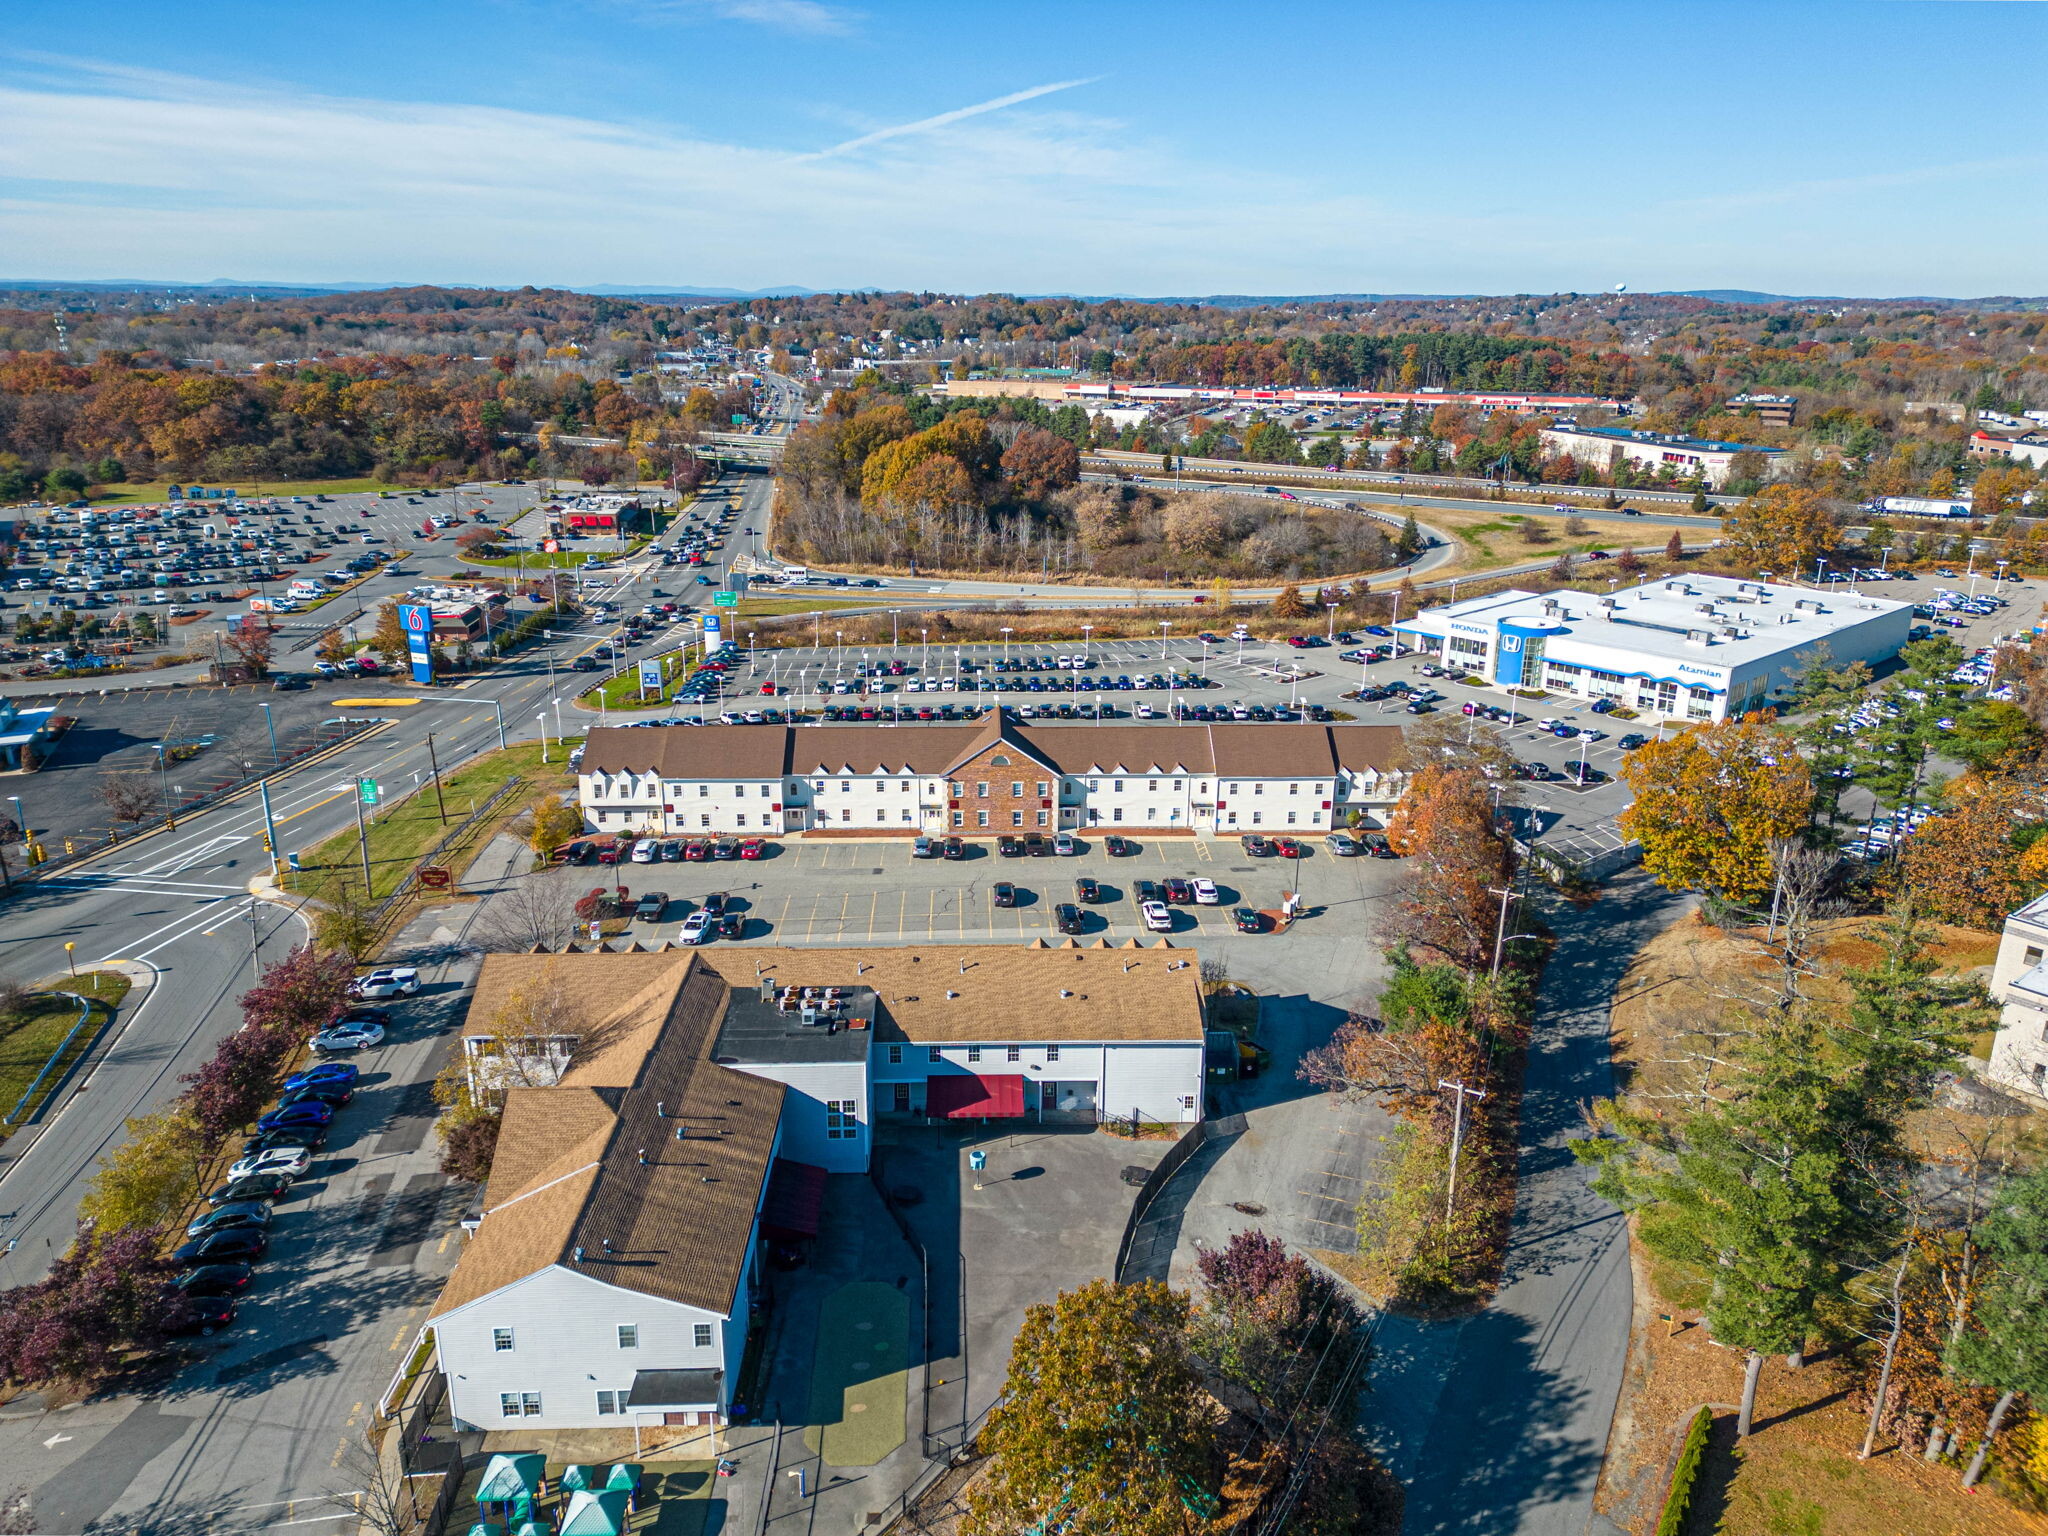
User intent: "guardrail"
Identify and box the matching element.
[1113,1113,1245,1284]
[1,994,95,1128]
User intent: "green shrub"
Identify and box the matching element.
[1656,1406,1712,1536]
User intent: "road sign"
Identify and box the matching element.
[417,866,452,890]
[359,779,381,806]
[712,590,738,608]
[396,602,435,685]
[639,659,665,692]
[731,414,747,426]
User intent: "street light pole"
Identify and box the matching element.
[1159,621,1172,659]
[1488,884,1524,976]
[538,713,550,764]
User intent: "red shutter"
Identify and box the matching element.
[1321,801,1331,810]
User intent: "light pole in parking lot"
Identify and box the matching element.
[920,628,929,674]
[538,713,550,763]
[1081,622,1093,658]
[889,610,902,652]
[1000,626,1013,664]
[1325,601,1341,640]
[1159,621,1172,659]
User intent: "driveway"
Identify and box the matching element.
[1389,873,1692,1536]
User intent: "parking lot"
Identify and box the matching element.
[561,830,1401,947]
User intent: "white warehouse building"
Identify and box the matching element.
[431,944,1208,1435]
[1395,575,1914,723]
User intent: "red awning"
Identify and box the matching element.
[762,1158,827,1239]
[926,1073,1026,1120]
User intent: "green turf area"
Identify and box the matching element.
[801,1280,909,1467]
[460,549,608,570]
[0,975,125,1135]
[281,742,572,903]
[90,478,400,503]
[638,1465,716,1536]
[730,596,881,618]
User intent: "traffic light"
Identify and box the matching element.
[260,832,273,853]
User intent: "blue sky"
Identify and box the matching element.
[2,0,2043,297]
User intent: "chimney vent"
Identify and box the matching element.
[573,1245,586,1262]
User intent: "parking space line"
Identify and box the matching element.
[865,890,878,939]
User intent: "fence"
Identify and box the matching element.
[364,776,528,929]
[1113,1113,1245,1285]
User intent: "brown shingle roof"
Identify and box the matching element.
[429,953,784,1321]
[577,721,1403,782]
[693,944,1205,1044]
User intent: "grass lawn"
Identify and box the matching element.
[281,742,571,904]
[460,549,609,570]
[801,1280,909,1468]
[579,662,699,712]
[90,477,399,503]
[0,972,128,1135]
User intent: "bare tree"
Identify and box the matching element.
[323,1434,420,1536]
[99,773,159,826]
[472,872,583,952]
[0,975,34,1020]
[221,618,274,679]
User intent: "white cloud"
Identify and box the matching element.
[597,0,855,35]
[0,57,2040,296]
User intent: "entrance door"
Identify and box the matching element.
[1042,1081,1098,1119]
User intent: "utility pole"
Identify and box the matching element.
[1439,1078,1489,1220]
[1488,884,1523,976]
[426,732,449,825]
[258,779,282,879]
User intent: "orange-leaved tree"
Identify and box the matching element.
[1383,765,1515,969]
[1725,484,1838,575]
[1888,772,2048,931]
[1617,719,1812,907]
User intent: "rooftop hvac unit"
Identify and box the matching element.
[801,1006,817,1027]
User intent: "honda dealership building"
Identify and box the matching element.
[1395,575,1913,723]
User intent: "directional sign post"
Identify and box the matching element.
[712,590,738,608]
[359,780,381,805]
[354,779,378,893]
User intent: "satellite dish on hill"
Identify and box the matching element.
[1614,282,1628,294]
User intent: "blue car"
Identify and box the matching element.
[1363,625,1393,637]
[282,1061,360,1093]
[257,1102,335,1133]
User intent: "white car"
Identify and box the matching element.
[347,967,420,999]
[1140,900,1173,933]
[312,1020,386,1053]
[679,911,715,945]
[227,1146,314,1183]
[1190,878,1220,905]
[629,839,659,863]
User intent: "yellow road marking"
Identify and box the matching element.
[331,697,420,707]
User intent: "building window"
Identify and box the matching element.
[1113,780,1124,792]
[694,1323,714,1348]
[1289,782,1299,795]
[500,1393,522,1418]
[968,1046,981,1063]
[698,784,710,797]
[1148,779,1158,792]
[1046,1044,1060,1062]
[1254,783,1263,796]
[522,1393,542,1417]
[1251,811,1263,825]
[1011,781,1024,797]
[1088,779,1099,790]
[976,782,990,798]
[1287,812,1298,824]
[952,811,963,828]
[1006,1045,1020,1062]
[2026,947,2044,968]
[1011,810,1024,827]
[700,815,711,828]
[1181,1096,1195,1110]
[949,780,964,796]
[493,1328,514,1352]
[929,1047,942,1062]
[1037,810,1049,827]
[596,1391,618,1416]
[617,1325,637,1349]
[887,1045,902,1064]
[976,809,990,828]
[814,780,827,792]
[1173,779,1183,791]
[1113,808,1124,822]
[1036,782,1050,797]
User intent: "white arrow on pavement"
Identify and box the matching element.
[43,1432,73,1448]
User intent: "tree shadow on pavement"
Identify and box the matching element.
[1397,1304,1607,1536]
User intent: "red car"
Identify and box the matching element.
[738,839,766,860]
[683,840,712,862]
[1274,836,1303,858]
[758,682,778,695]
[1286,635,1311,648]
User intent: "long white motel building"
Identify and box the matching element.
[575,716,1407,838]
